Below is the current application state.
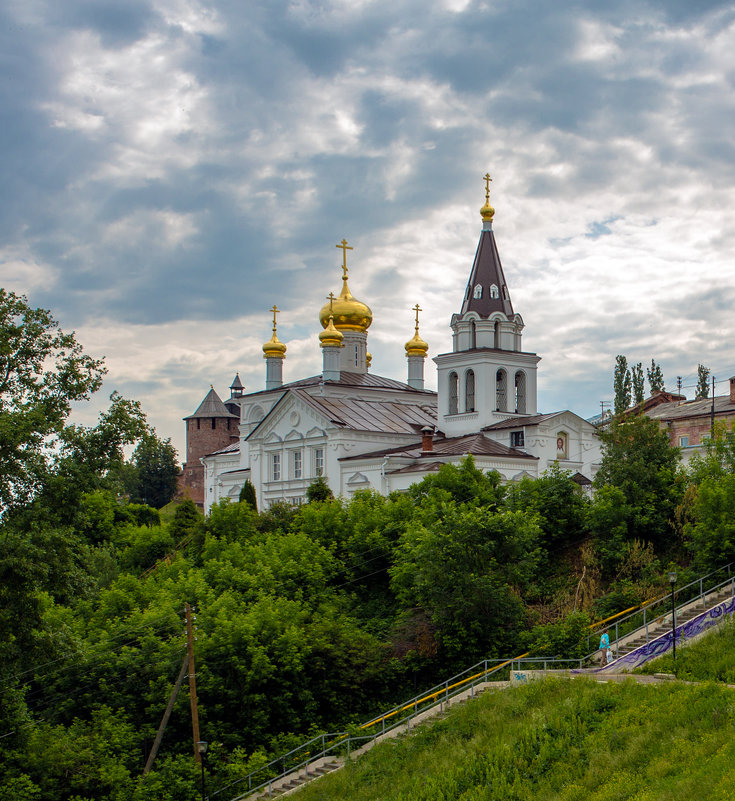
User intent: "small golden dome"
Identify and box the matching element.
[318,239,373,332]
[263,305,287,359]
[366,351,372,368]
[319,314,344,348]
[405,303,429,357]
[480,171,495,222]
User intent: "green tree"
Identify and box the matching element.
[631,362,645,404]
[238,479,258,511]
[613,355,632,414]
[696,364,710,400]
[130,432,180,508]
[306,475,334,503]
[506,463,589,549]
[390,503,541,661]
[592,415,683,554]
[0,290,105,511]
[647,358,665,393]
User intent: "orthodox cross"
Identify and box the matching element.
[412,303,422,332]
[269,304,280,332]
[483,172,492,203]
[336,238,353,278]
[326,292,336,313]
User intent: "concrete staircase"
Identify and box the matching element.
[615,584,734,658]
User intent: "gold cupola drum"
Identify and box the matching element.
[263,305,287,389]
[405,304,429,389]
[318,239,372,375]
[320,294,345,382]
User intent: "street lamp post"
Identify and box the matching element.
[197,741,208,801]
[668,571,677,662]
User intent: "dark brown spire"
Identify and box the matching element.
[460,229,514,318]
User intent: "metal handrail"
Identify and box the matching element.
[216,653,527,800]
[217,560,735,799]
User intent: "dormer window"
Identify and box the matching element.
[490,284,499,299]
[473,284,482,299]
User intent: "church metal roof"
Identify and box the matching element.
[292,390,438,434]
[184,387,239,420]
[460,229,514,318]
[482,412,564,431]
[641,394,735,421]
[340,432,536,462]
[244,371,435,398]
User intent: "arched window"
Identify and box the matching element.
[465,370,475,412]
[496,369,507,412]
[515,371,526,414]
[490,284,499,299]
[449,372,459,415]
[469,320,476,349]
[494,320,500,349]
[473,284,482,299]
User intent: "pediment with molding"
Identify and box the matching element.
[250,392,330,444]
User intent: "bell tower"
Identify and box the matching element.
[434,174,540,436]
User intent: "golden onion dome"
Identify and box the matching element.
[319,314,344,348]
[262,305,287,359]
[405,303,429,357]
[366,351,372,368]
[318,239,373,332]
[480,171,495,222]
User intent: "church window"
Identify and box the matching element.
[272,453,281,481]
[494,320,500,349]
[515,371,527,414]
[469,320,476,349]
[293,450,302,479]
[556,432,568,459]
[465,370,475,412]
[196,419,200,430]
[314,447,324,476]
[496,369,507,411]
[473,284,482,299]
[510,430,524,448]
[490,284,499,299]
[449,372,459,415]
[211,418,216,430]
[355,345,359,367]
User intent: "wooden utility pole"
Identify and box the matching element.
[185,602,202,763]
[711,375,716,438]
[142,651,189,777]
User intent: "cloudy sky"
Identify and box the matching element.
[3,0,735,458]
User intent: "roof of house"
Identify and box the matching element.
[205,441,241,457]
[643,393,735,422]
[184,387,239,420]
[340,432,537,462]
[482,412,563,431]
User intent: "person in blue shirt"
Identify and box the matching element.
[599,630,610,665]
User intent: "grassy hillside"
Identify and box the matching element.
[638,617,735,683]
[292,677,735,801]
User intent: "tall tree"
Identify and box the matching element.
[647,359,665,393]
[130,432,180,508]
[592,414,683,554]
[0,290,105,511]
[696,364,710,400]
[239,479,258,511]
[613,355,632,414]
[631,362,645,405]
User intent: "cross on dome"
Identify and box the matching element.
[336,239,353,279]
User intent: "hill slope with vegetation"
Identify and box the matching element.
[4,290,735,800]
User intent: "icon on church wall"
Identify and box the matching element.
[556,432,568,459]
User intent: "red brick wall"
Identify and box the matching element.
[665,412,735,447]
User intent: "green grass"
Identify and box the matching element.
[290,678,735,801]
[638,617,735,683]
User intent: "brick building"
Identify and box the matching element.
[179,382,240,507]
[642,378,735,462]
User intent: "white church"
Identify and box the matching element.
[188,178,601,513]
